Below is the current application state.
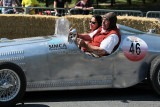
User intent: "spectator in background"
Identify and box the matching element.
[0,0,20,14]
[74,0,94,15]
[54,0,69,16]
[22,0,38,14]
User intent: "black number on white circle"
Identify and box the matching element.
[129,42,141,55]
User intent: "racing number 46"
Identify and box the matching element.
[129,42,141,55]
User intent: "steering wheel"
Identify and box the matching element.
[68,29,77,43]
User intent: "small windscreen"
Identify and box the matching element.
[55,18,70,36]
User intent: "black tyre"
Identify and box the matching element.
[150,56,160,95]
[0,63,26,106]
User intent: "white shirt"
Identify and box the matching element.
[100,34,119,54]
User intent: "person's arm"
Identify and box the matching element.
[77,33,92,41]
[77,38,107,57]
[75,6,82,9]
[85,43,107,57]
[77,28,101,42]
[83,7,94,11]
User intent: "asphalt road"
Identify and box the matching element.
[16,82,160,107]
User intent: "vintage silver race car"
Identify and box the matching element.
[0,18,160,106]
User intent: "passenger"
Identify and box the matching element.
[76,14,102,42]
[76,12,121,57]
[74,0,93,15]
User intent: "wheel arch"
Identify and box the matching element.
[0,62,26,77]
[0,61,21,68]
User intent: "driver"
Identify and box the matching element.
[76,12,121,57]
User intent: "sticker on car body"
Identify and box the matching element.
[48,39,67,50]
[122,36,148,61]
[49,43,67,50]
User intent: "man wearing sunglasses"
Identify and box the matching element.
[76,12,121,57]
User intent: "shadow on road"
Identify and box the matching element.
[17,104,49,107]
[17,82,160,105]
[15,82,160,107]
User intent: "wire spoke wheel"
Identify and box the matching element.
[0,63,26,106]
[0,69,20,102]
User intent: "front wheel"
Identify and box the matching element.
[0,63,26,106]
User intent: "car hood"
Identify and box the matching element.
[0,36,53,47]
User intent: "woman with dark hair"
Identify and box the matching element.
[90,14,102,31]
[76,14,102,42]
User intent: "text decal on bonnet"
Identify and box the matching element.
[49,43,67,50]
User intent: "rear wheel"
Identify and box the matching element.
[0,63,26,106]
[150,56,160,95]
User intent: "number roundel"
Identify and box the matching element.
[122,36,148,61]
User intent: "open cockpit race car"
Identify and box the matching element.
[1,18,160,106]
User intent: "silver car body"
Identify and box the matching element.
[0,18,160,92]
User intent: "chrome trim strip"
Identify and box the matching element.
[27,80,112,89]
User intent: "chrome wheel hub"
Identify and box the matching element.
[0,69,20,102]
